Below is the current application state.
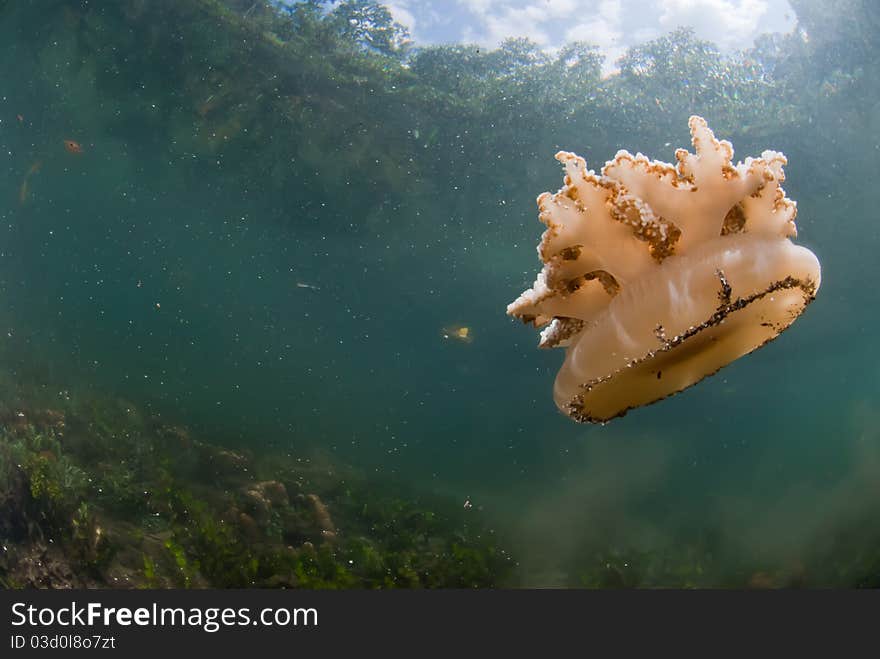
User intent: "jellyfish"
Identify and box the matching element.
[507,116,821,423]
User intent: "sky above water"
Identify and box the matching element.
[385,0,796,72]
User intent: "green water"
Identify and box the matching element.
[0,0,878,587]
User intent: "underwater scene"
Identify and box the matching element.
[0,0,877,589]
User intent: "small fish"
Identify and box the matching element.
[18,160,42,205]
[16,114,23,123]
[197,94,217,117]
[296,282,320,290]
[63,139,83,154]
[441,324,473,343]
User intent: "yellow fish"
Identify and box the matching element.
[441,324,473,343]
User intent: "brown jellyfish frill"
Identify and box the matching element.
[507,116,821,423]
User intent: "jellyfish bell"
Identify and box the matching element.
[552,234,818,423]
[507,116,821,423]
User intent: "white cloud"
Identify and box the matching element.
[563,0,624,73]
[564,0,622,48]
[458,0,496,16]
[456,0,622,49]
[598,0,622,24]
[542,0,580,17]
[658,0,769,50]
[631,26,661,43]
[386,0,417,33]
[487,5,552,44]
[461,2,554,47]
